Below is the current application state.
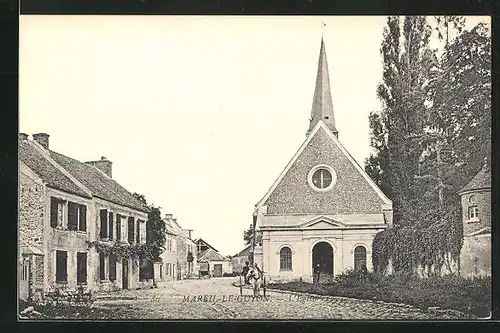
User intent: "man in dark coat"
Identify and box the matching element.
[242,261,250,284]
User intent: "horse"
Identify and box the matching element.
[246,265,264,298]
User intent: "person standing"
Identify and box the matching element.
[242,261,250,285]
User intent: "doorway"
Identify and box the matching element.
[312,242,334,282]
[213,264,222,277]
[122,259,129,290]
[20,257,30,301]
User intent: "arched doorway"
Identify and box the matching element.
[312,242,334,281]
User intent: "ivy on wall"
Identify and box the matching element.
[86,241,155,260]
[372,207,463,276]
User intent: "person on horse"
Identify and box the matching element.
[242,261,250,285]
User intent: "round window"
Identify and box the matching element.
[308,165,337,192]
[469,195,477,204]
[312,169,333,189]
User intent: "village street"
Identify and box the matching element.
[91,277,466,320]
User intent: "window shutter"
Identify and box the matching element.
[67,202,78,230]
[108,213,114,241]
[99,253,106,280]
[50,197,58,227]
[116,214,122,241]
[79,205,87,231]
[77,252,87,284]
[100,209,108,239]
[56,251,68,282]
[136,220,140,244]
[128,217,135,244]
[109,254,116,281]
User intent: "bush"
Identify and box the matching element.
[267,270,491,317]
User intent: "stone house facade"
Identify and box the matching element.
[458,163,491,277]
[19,133,152,301]
[155,218,178,285]
[252,39,393,283]
[165,214,198,279]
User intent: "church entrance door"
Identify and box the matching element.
[312,242,334,282]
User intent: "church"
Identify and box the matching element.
[251,38,394,283]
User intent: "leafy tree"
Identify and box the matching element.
[243,223,253,246]
[133,192,166,263]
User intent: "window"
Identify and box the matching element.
[308,165,337,192]
[469,195,477,204]
[100,209,108,239]
[50,197,65,228]
[66,202,87,231]
[55,250,68,283]
[22,260,29,281]
[108,212,114,241]
[128,217,135,244]
[116,214,122,241]
[468,206,479,220]
[77,252,87,284]
[279,247,292,271]
[99,253,106,280]
[354,246,367,272]
[109,254,117,282]
[312,169,333,189]
[159,264,163,279]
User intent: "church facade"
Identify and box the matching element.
[252,39,393,283]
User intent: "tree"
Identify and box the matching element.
[366,16,435,226]
[243,223,253,246]
[132,193,166,263]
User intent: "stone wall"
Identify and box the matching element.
[19,170,45,251]
[460,234,491,278]
[265,127,385,215]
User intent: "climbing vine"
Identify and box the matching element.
[86,241,155,260]
[372,206,463,276]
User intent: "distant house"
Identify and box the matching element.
[231,245,252,274]
[458,162,491,278]
[198,248,232,277]
[194,238,218,257]
[154,218,178,284]
[19,133,152,301]
[165,214,198,279]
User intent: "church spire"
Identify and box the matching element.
[306,36,338,137]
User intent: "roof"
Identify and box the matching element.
[307,38,337,136]
[19,139,149,213]
[198,248,230,262]
[458,166,491,194]
[233,244,251,257]
[19,140,91,198]
[466,227,491,237]
[194,238,218,252]
[255,121,392,209]
[165,221,177,235]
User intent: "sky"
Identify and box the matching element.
[19,15,490,256]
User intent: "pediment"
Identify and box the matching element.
[299,216,346,229]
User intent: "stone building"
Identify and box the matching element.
[154,219,178,285]
[231,244,252,274]
[194,239,232,277]
[165,214,198,279]
[252,39,393,283]
[458,162,491,277]
[19,133,152,301]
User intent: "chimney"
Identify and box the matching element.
[19,133,28,141]
[165,214,173,220]
[32,133,49,149]
[85,156,112,178]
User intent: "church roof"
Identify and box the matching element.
[255,120,392,209]
[307,38,338,136]
[458,165,491,194]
